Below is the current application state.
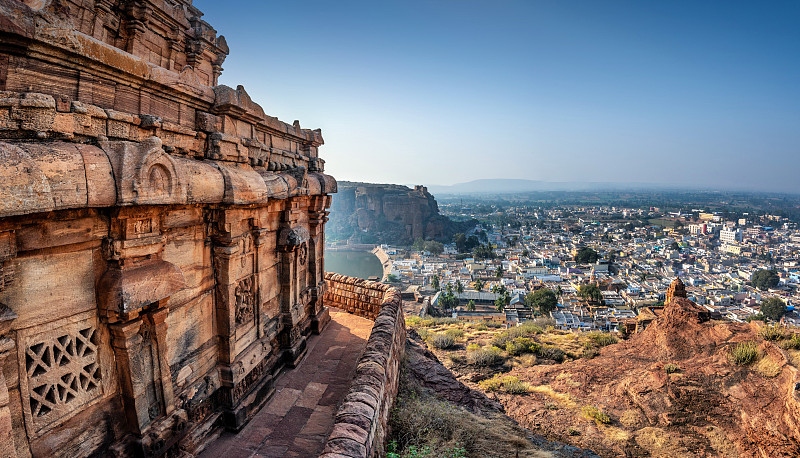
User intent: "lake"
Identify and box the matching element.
[325,250,383,280]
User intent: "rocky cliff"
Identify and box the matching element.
[495,282,800,457]
[328,182,469,245]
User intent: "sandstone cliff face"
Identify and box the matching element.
[329,182,458,244]
[494,295,800,457]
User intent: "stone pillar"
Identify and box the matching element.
[0,304,19,458]
[108,317,150,434]
[308,195,331,334]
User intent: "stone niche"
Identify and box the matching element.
[0,1,336,457]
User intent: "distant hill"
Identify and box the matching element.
[424,179,681,195]
[328,182,475,245]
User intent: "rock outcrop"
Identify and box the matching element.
[496,279,800,457]
[329,182,468,245]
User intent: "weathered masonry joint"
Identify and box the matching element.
[0,0,335,456]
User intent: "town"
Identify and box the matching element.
[371,203,800,333]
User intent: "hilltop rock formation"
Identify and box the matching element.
[496,279,800,457]
[329,182,472,245]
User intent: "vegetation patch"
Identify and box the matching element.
[538,345,566,363]
[388,356,543,457]
[758,324,786,341]
[529,385,577,408]
[466,345,504,367]
[429,332,456,349]
[479,375,532,394]
[755,355,783,378]
[663,363,680,374]
[582,405,611,425]
[781,334,800,350]
[728,341,759,366]
[587,332,619,347]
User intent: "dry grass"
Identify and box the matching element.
[755,354,783,378]
[479,375,532,394]
[634,427,691,457]
[389,359,551,457]
[619,410,642,428]
[758,324,786,341]
[529,384,577,408]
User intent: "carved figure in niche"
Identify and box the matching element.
[235,277,255,325]
[298,242,307,266]
[148,164,170,196]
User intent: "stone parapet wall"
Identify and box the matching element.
[321,273,406,457]
[323,273,393,320]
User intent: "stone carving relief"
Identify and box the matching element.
[298,242,307,266]
[18,316,103,435]
[234,277,255,325]
[100,136,187,205]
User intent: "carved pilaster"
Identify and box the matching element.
[0,304,18,458]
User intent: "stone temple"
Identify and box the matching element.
[0,1,413,456]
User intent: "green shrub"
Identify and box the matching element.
[504,337,539,356]
[445,328,465,339]
[466,343,480,352]
[582,348,599,359]
[664,363,680,374]
[782,334,800,350]
[582,405,611,425]
[429,332,456,349]
[729,341,759,366]
[491,324,544,348]
[473,323,488,331]
[538,345,566,363]
[587,332,619,347]
[758,324,786,341]
[417,328,430,341]
[466,346,504,367]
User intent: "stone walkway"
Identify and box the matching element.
[199,310,373,458]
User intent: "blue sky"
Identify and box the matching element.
[195,1,800,193]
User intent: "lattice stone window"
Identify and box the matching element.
[18,313,105,435]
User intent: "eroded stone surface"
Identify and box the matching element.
[0,1,336,456]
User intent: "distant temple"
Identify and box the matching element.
[0,1,336,456]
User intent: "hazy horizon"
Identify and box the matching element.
[196,1,800,194]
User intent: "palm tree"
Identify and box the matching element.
[467,300,476,311]
[455,279,464,294]
[474,278,484,292]
[431,275,440,291]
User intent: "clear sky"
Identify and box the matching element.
[194,0,800,193]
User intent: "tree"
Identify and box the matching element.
[752,269,779,291]
[669,241,680,251]
[386,274,400,283]
[521,249,529,257]
[574,247,599,264]
[473,244,494,261]
[424,240,444,256]
[430,275,440,291]
[412,237,425,252]
[525,288,558,316]
[439,290,460,312]
[555,285,563,300]
[453,233,467,252]
[495,264,504,279]
[761,297,787,321]
[579,284,603,304]
[495,290,511,312]
[467,300,476,311]
[474,278,484,292]
[455,279,464,294]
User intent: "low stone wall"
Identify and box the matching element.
[321,273,406,458]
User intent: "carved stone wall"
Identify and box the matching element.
[0,1,336,457]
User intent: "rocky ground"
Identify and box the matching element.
[409,297,800,457]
